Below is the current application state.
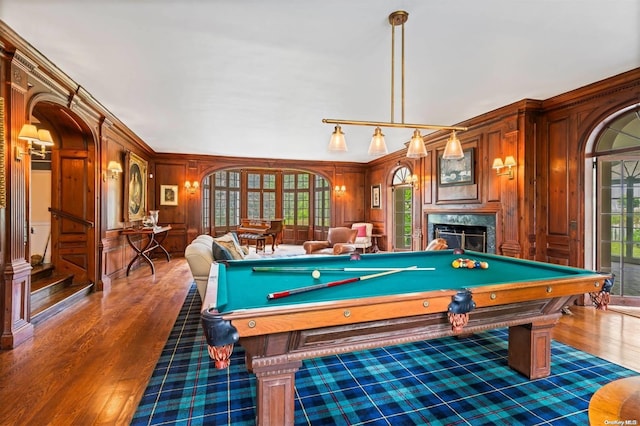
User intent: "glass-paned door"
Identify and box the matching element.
[598,159,640,297]
[392,166,414,251]
[283,172,313,244]
[393,186,413,250]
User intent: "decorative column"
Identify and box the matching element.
[1,52,35,348]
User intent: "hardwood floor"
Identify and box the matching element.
[0,257,638,425]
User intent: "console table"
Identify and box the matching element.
[121,225,172,276]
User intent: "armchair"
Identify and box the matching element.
[351,222,373,253]
[303,227,358,255]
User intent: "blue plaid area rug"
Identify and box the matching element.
[132,285,637,425]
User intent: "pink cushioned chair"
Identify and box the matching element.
[351,222,373,253]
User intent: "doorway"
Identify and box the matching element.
[591,107,640,304]
[392,166,414,251]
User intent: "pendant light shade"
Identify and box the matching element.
[367,127,388,156]
[328,125,347,152]
[406,129,427,158]
[442,130,464,160]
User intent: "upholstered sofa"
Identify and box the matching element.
[184,233,248,301]
[302,227,358,255]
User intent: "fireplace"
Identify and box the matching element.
[434,224,487,252]
[426,213,497,253]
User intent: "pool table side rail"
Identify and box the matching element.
[208,272,608,338]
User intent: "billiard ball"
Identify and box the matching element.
[453,248,465,255]
[480,261,489,269]
[312,269,321,279]
[350,252,361,261]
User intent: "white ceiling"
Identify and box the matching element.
[2,0,639,163]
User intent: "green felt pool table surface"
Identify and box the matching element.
[213,250,599,312]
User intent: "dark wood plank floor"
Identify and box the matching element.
[0,257,638,425]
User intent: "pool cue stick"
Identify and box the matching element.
[254,266,435,272]
[266,266,417,300]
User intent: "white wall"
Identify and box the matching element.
[31,170,51,263]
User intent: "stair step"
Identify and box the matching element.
[31,282,93,325]
[31,273,75,308]
[31,263,55,282]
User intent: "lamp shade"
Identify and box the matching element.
[18,124,40,143]
[492,158,504,169]
[328,125,347,152]
[442,131,464,160]
[406,129,427,158]
[107,161,123,174]
[504,156,517,167]
[367,127,388,156]
[36,129,55,147]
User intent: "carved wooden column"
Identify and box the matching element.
[1,52,34,348]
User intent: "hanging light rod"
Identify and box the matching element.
[323,10,467,159]
[322,118,467,132]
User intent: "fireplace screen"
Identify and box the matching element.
[434,224,487,252]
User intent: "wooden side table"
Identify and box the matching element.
[371,234,385,253]
[121,225,172,276]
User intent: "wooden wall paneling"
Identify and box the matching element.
[499,131,521,257]
[486,130,503,203]
[422,150,433,205]
[342,170,365,224]
[544,117,571,264]
[154,162,187,224]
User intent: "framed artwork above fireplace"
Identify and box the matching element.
[438,148,474,187]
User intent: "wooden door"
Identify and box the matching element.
[50,149,96,284]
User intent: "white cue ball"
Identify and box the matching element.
[312,269,321,279]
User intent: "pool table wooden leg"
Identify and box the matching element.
[253,360,302,426]
[507,318,557,379]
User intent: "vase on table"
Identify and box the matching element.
[149,210,159,229]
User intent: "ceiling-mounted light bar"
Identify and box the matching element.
[323,10,467,159]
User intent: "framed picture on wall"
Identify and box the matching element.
[125,152,148,222]
[371,184,381,209]
[438,148,474,186]
[160,184,179,206]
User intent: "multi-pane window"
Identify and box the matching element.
[202,175,211,230]
[247,172,276,219]
[283,172,312,227]
[213,171,240,230]
[202,168,329,242]
[314,175,330,228]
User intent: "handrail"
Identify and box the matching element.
[48,208,95,228]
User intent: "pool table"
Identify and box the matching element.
[200,250,612,425]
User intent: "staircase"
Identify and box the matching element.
[30,264,94,325]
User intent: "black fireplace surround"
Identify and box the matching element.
[426,213,497,254]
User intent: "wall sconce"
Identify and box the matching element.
[16,124,55,160]
[185,180,200,194]
[492,156,517,179]
[334,185,346,196]
[106,161,123,180]
[404,173,419,187]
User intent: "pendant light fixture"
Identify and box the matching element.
[324,10,467,158]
